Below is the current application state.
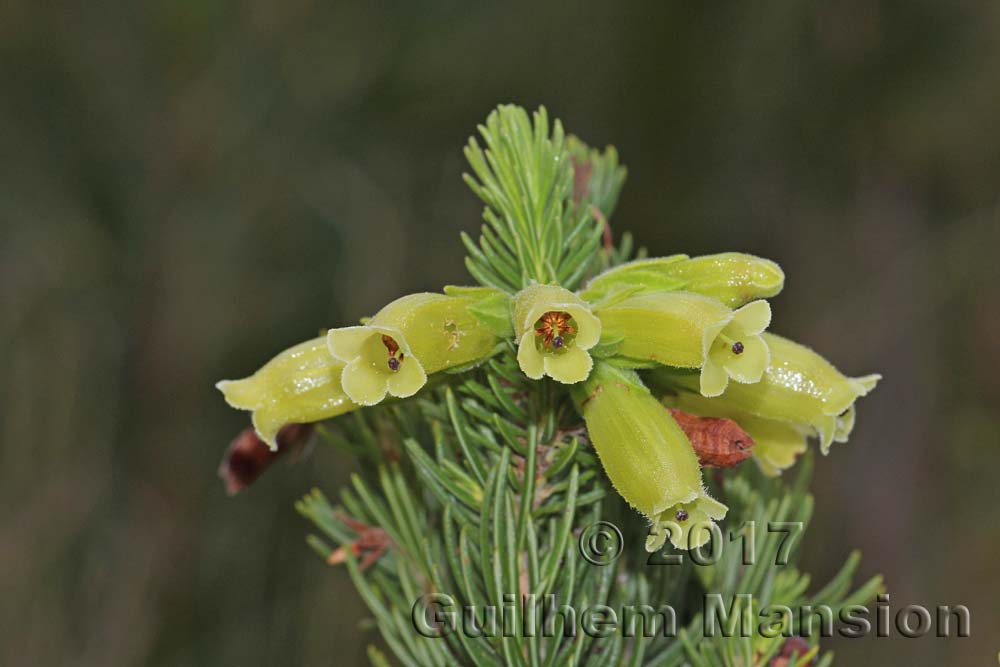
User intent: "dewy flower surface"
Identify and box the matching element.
[513,283,601,384]
[573,362,727,550]
[328,292,499,406]
[216,337,357,448]
[597,292,771,397]
[581,252,783,308]
[654,252,785,308]
[652,332,880,453]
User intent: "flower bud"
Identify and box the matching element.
[513,283,601,384]
[597,292,772,397]
[217,337,356,448]
[657,252,784,308]
[653,332,880,454]
[328,292,501,406]
[572,362,726,550]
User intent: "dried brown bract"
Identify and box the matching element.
[769,637,815,667]
[668,408,754,468]
[218,423,314,495]
[326,514,391,571]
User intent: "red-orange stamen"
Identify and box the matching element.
[534,311,576,348]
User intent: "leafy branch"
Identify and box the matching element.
[462,105,625,291]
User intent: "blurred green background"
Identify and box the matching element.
[2,1,998,665]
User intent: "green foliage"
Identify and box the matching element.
[299,398,879,666]
[461,105,625,292]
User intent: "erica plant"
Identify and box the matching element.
[216,105,881,667]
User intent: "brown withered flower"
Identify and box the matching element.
[667,408,755,468]
[218,423,314,495]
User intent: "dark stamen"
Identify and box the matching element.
[551,335,564,349]
[381,335,400,356]
[675,510,689,522]
[387,357,401,372]
[731,341,744,355]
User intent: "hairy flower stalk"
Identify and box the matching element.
[216,105,884,667]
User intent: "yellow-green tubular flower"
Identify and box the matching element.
[663,390,808,477]
[513,283,601,384]
[216,337,357,449]
[580,253,783,308]
[653,333,880,454]
[655,252,785,308]
[572,363,727,550]
[328,292,500,406]
[597,292,772,397]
